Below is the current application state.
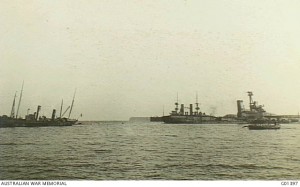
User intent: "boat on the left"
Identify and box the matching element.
[0,83,78,128]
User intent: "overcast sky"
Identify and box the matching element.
[1,0,300,120]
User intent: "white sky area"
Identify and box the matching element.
[1,0,300,120]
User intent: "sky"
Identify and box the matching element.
[1,0,300,120]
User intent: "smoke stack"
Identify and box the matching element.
[180,104,184,115]
[36,105,41,120]
[237,100,243,118]
[51,109,56,121]
[190,104,193,115]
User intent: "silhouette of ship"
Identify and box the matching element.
[162,93,226,124]
[0,83,78,128]
[237,91,266,121]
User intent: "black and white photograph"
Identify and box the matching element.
[1,1,300,186]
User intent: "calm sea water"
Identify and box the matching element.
[0,121,299,180]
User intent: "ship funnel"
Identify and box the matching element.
[237,100,243,118]
[180,104,184,115]
[190,104,193,115]
[36,105,41,120]
[51,109,56,121]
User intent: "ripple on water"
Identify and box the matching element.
[1,122,300,180]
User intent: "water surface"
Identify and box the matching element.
[0,122,299,180]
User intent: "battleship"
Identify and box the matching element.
[162,93,236,124]
[161,91,277,124]
[239,92,300,123]
[0,83,78,128]
[159,91,299,124]
[237,91,267,122]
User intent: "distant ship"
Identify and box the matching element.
[238,92,300,123]
[162,93,234,124]
[0,83,78,128]
[236,91,279,124]
[237,91,266,121]
[0,106,77,128]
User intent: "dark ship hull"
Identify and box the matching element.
[163,115,222,124]
[150,116,163,122]
[0,117,76,128]
[162,115,244,124]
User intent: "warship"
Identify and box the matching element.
[162,91,272,124]
[162,93,227,124]
[237,92,266,119]
[236,91,275,124]
[238,91,300,123]
[0,83,78,128]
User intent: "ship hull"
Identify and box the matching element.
[162,115,247,124]
[0,117,76,128]
[150,116,163,122]
[162,115,220,124]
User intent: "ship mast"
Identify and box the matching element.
[195,92,200,114]
[175,92,179,114]
[68,89,76,119]
[59,99,63,118]
[16,81,24,119]
[247,91,253,111]
[62,106,70,117]
[10,92,17,118]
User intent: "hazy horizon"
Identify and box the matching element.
[1,0,300,120]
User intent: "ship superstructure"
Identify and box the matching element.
[237,91,266,121]
[0,84,78,128]
[162,93,219,124]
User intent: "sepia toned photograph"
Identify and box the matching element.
[1,0,300,186]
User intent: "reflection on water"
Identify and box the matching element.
[1,122,300,180]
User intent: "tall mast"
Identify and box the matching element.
[68,89,76,119]
[59,99,63,118]
[10,92,17,118]
[195,92,200,114]
[16,81,24,119]
[247,91,253,111]
[175,92,179,113]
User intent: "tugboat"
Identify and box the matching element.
[0,84,78,128]
[243,118,281,130]
[246,122,281,130]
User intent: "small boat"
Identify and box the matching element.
[246,123,281,130]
